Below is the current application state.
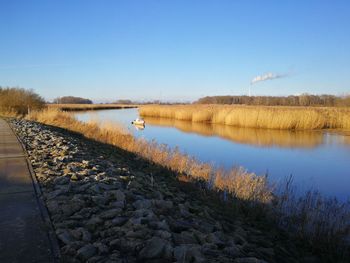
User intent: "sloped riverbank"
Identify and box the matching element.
[12,119,324,263]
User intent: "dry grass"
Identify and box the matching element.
[140,104,350,130]
[276,176,350,259]
[143,116,324,148]
[28,109,272,203]
[48,104,138,111]
[0,109,20,118]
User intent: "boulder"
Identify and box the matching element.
[133,199,152,209]
[233,258,269,263]
[174,244,206,263]
[139,237,167,259]
[77,244,97,260]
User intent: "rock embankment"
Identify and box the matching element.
[11,119,315,263]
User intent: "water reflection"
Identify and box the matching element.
[133,124,145,131]
[74,109,350,199]
[143,117,325,149]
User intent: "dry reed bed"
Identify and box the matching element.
[48,104,138,111]
[140,104,350,130]
[28,109,272,203]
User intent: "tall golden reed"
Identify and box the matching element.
[28,109,273,203]
[139,105,350,130]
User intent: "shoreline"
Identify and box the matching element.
[11,118,320,263]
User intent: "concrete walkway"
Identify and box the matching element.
[0,118,57,263]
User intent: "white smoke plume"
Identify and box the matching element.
[251,72,287,85]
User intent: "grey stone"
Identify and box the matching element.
[53,176,70,185]
[153,200,173,210]
[81,228,92,242]
[139,237,166,259]
[91,195,109,206]
[173,231,198,245]
[154,230,172,240]
[149,220,170,231]
[206,231,226,248]
[111,201,125,209]
[77,244,97,260]
[126,229,149,239]
[94,242,109,255]
[223,245,241,257]
[100,208,122,219]
[179,204,192,218]
[133,199,152,209]
[168,219,193,233]
[115,190,125,202]
[174,245,206,263]
[86,216,103,230]
[57,230,74,245]
[111,217,129,226]
[234,258,269,263]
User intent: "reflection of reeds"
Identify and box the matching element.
[343,135,350,145]
[48,104,137,111]
[140,105,350,130]
[28,109,272,203]
[143,116,324,148]
[336,131,350,145]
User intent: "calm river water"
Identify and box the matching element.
[74,108,350,200]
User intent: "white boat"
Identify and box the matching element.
[131,118,145,126]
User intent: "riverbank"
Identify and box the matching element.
[11,118,320,263]
[18,108,350,260]
[139,105,350,130]
[29,109,273,204]
[48,104,138,111]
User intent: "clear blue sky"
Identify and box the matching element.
[1,0,349,102]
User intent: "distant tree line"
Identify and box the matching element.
[53,96,92,104]
[195,94,350,107]
[113,99,187,105]
[0,87,46,115]
[114,99,133,104]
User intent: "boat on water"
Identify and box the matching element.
[131,118,145,126]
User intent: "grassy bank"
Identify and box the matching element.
[48,104,138,111]
[140,104,350,130]
[27,109,350,260]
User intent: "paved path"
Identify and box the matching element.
[0,118,56,263]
